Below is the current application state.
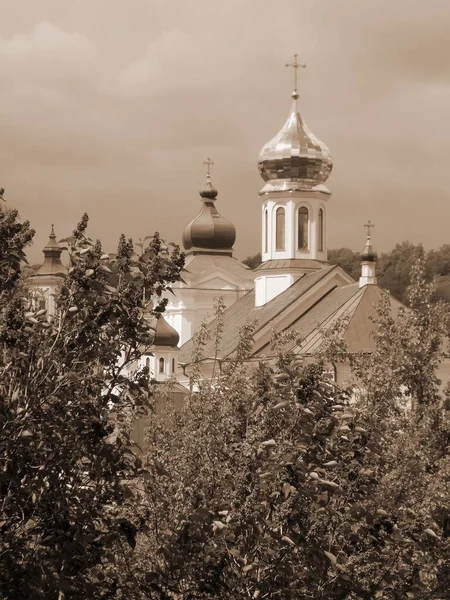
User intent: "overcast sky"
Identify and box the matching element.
[1,0,449,263]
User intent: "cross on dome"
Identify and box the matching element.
[285,54,306,99]
[203,157,214,182]
[364,220,375,239]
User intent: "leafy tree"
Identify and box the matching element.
[327,248,361,280]
[427,244,450,278]
[129,267,449,599]
[0,207,35,302]
[242,252,262,270]
[0,210,184,599]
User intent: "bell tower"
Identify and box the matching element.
[255,56,333,307]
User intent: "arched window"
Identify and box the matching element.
[318,208,324,252]
[172,358,175,373]
[145,357,150,370]
[159,357,165,374]
[297,206,309,250]
[275,207,285,251]
[264,209,268,253]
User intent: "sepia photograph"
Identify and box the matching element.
[0,1,449,598]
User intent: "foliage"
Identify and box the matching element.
[328,241,450,304]
[242,252,262,270]
[0,211,184,599]
[128,272,450,599]
[0,207,35,302]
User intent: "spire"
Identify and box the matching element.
[359,221,377,288]
[182,160,236,255]
[35,225,67,277]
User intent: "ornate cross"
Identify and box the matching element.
[285,54,306,93]
[364,220,375,237]
[203,157,214,179]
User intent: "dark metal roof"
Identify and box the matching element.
[179,265,337,363]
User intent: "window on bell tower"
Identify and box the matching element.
[275,207,285,251]
[318,208,324,252]
[264,209,268,253]
[159,357,165,374]
[297,206,309,250]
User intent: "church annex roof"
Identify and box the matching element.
[255,283,403,358]
[179,265,338,363]
[182,252,253,288]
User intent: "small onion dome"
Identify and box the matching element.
[36,225,67,277]
[153,315,180,347]
[360,237,378,262]
[182,175,236,254]
[258,93,332,190]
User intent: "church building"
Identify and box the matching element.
[22,57,450,391]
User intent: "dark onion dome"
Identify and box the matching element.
[360,236,378,262]
[36,225,67,277]
[153,315,180,347]
[182,175,236,255]
[258,91,333,192]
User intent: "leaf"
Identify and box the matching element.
[242,564,254,573]
[424,528,439,539]
[20,430,33,438]
[281,536,295,546]
[261,439,276,447]
[323,461,338,467]
[272,400,289,411]
[319,479,340,489]
[324,550,337,564]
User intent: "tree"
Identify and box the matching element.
[327,248,361,280]
[242,252,262,270]
[0,210,184,599]
[130,269,449,599]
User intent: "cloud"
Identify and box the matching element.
[0,22,97,85]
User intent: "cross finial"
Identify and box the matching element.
[203,157,214,181]
[285,54,306,98]
[364,220,374,239]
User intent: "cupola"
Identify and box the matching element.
[182,159,236,256]
[153,314,180,348]
[258,58,332,194]
[36,225,67,277]
[359,221,377,288]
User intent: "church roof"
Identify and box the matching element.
[182,172,236,256]
[179,265,338,363]
[147,314,180,348]
[179,262,405,366]
[35,226,67,277]
[255,283,403,358]
[258,62,332,194]
[182,253,253,288]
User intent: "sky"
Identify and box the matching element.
[1,0,449,263]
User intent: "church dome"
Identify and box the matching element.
[182,173,236,255]
[36,225,67,277]
[360,239,377,263]
[153,315,180,347]
[258,92,333,191]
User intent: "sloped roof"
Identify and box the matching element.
[179,265,338,363]
[255,283,403,358]
[254,283,361,357]
[182,253,253,287]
